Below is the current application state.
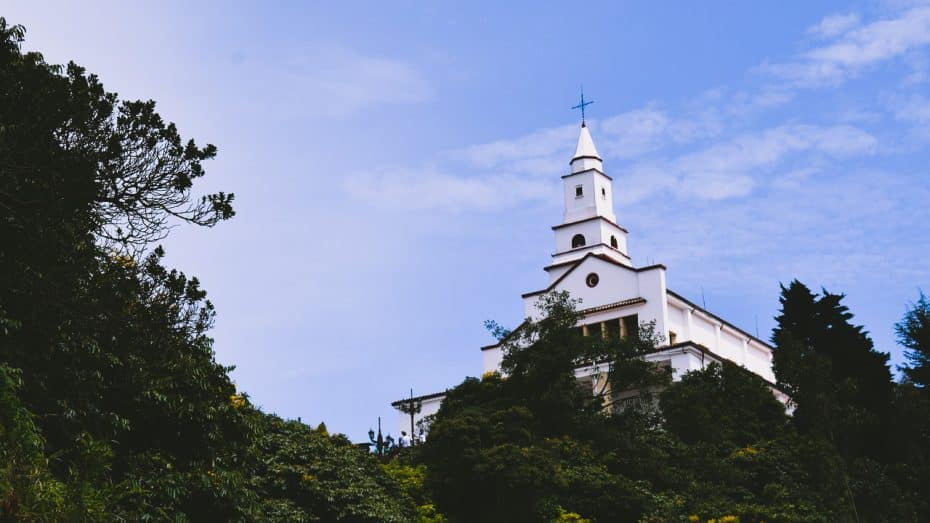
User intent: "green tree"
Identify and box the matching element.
[657,363,835,522]
[0,18,424,521]
[771,280,893,459]
[0,18,255,519]
[250,410,416,522]
[896,291,930,387]
[0,364,67,521]
[660,362,787,448]
[381,461,447,522]
[884,293,930,521]
[423,292,667,522]
[770,281,918,522]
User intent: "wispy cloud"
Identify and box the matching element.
[725,89,795,116]
[599,105,725,157]
[675,124,876,172]
[345,7,921,214]
[345,167,553,213]
[621,124,876,202]
[886,92,930,140]
[599,107,671,158]
[761,7,930,87]
[808,13,861,39]
[628,167,930,294]
[452,124,577,175]
[450,104,726,176]
[259,47,433,117]
[889,93,930,123]
[348,118,877,211]
[770,167,822,190]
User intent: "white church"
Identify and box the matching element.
[392,121,788,434]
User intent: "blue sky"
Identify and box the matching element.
[7,1,930,440]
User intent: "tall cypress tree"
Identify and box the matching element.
[772,280,893,459]
[896,292,930,388]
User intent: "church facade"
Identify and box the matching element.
[392,123,787,435]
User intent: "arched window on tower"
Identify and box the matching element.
[571,234,586,248]
[610,235,618,249]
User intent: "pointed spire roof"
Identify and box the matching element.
[572,122,601,161]
[570,123,604,173]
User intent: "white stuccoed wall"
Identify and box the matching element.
[522,257,668,339]
[665,293,776,383]
[482,346,503,375]
[562,170,617,223]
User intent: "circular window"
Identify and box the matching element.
[585,273,600,288]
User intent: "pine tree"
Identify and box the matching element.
[771,280,893,458]
[896,291,930,387]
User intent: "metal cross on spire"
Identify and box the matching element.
[571,87,594,124]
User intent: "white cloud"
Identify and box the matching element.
[614,163,678,204]
[762,7,930,86]
[805,9,930,66]
[342,3,897,216]
[890,93,930,122]
[600,107,671,158]
[887,93,930,140]
[277,47,433,116]
[601,104,726,150]
[452,124,576,175]
[619,124,876,203]
[347,121,877,212]
[808,13,861,38]
[771,167,822,190]
[680,171,755,200]
[345,167,553,212]
[627,168,930,295]
[835,107,883,123]
[450,104,726,181]
[722,89,795,117]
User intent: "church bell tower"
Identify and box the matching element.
[548,123,631,278]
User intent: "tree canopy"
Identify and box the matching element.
[0,18,411,521]
[896,291,930,387]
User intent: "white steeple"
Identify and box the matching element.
[570,122,604,174]
[547,123,631,275]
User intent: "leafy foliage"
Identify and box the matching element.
[251,412,416,522]
[419,288,930,522]
[771,281,921,521]
[896,291,930,387]
[0,364,67,520]
[423,293,673,522]
[772,280,893,459]
[0,18,415,521]
[660,362,786,447]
